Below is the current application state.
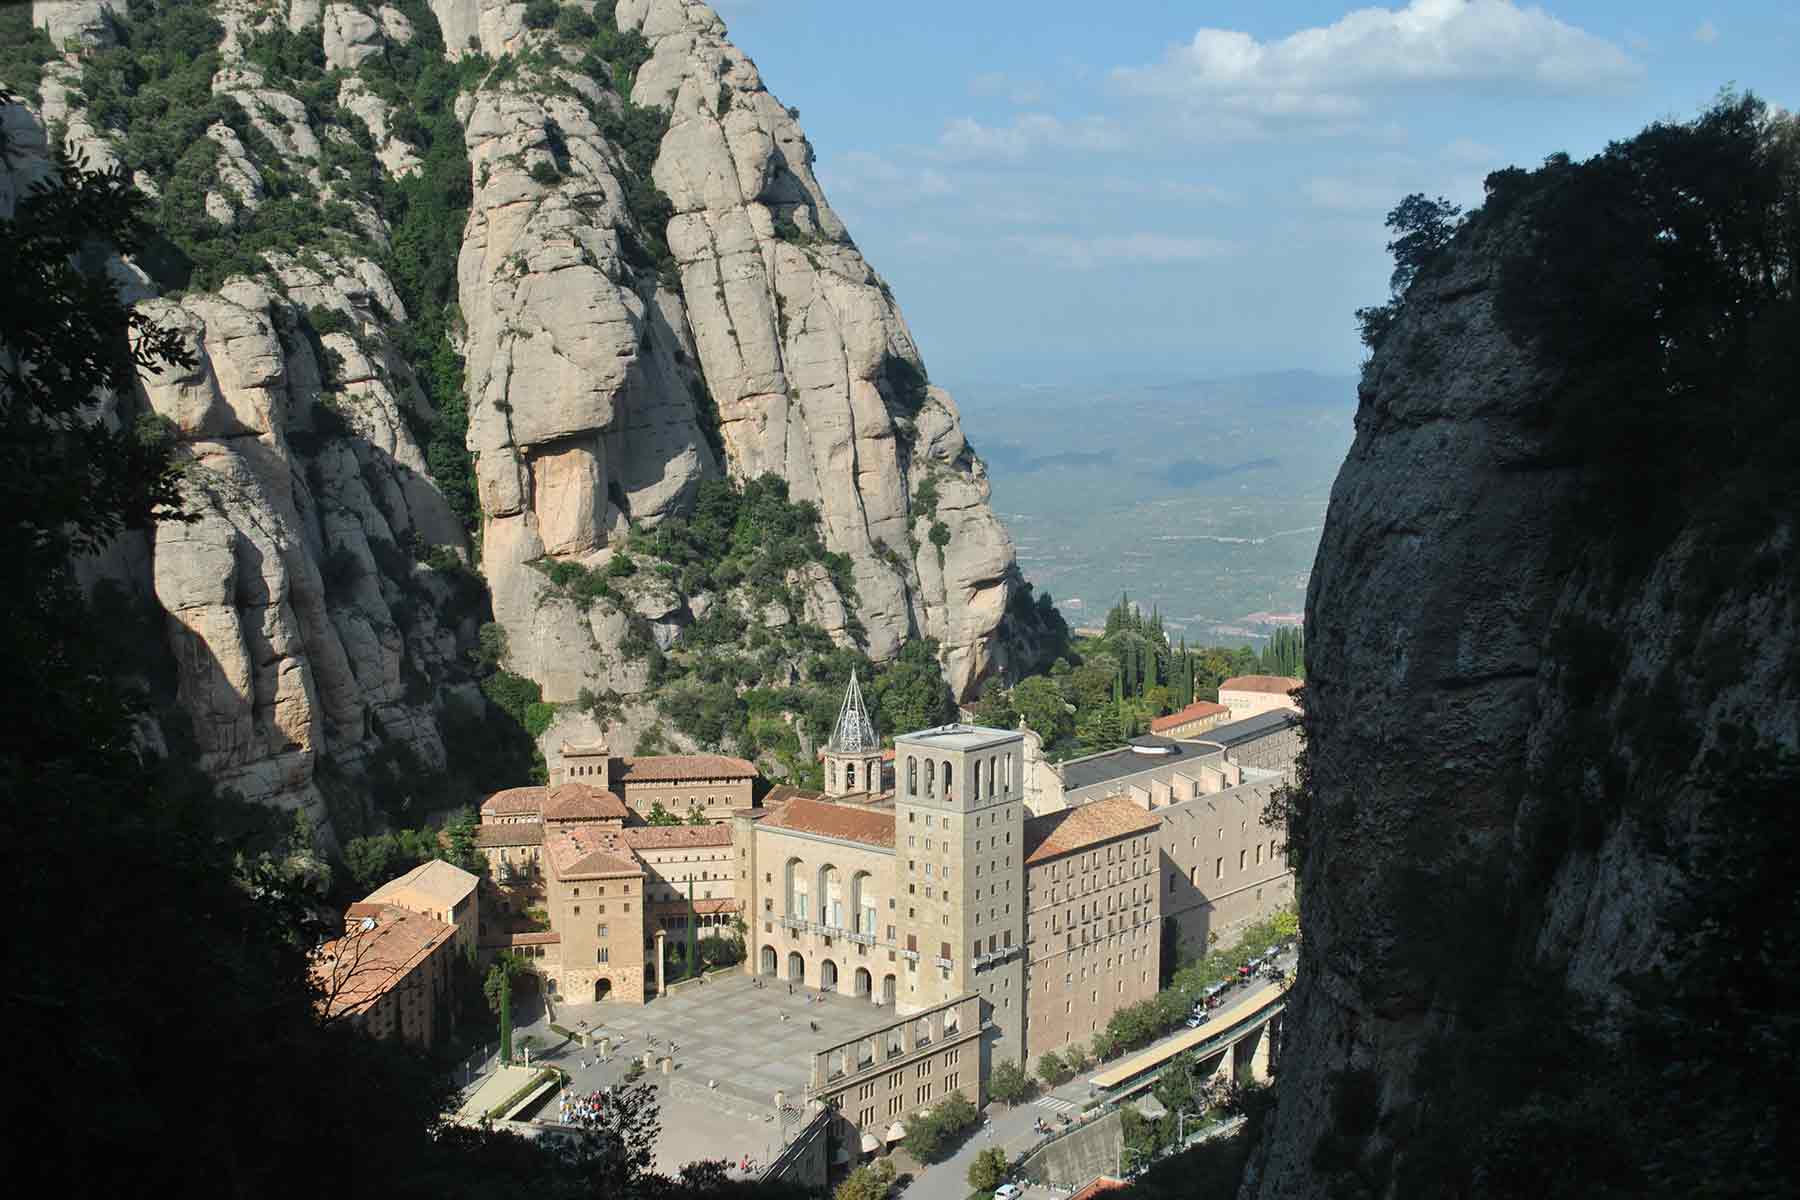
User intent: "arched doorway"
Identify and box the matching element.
[761,945,778,975]
[881,974,896,1005]
[787,951,805,983]
[855,967,872,999]
[821,959,839,992]
[595,978,612,1002]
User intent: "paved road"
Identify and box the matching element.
[905,1100,1050,1200]
[903,952,1294,1200]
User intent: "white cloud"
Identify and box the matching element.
[1694,20,1719,45]
[822,150,955,206]
[1097,176,1236,204]
[1442,136,1499,167]
[1114,0,1642,137]
[1302,176,1397,212]
[969,71,1047,106]
[1007,232,1236,270]
[938,114,1128,161]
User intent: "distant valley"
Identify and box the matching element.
[948,370,1357,647]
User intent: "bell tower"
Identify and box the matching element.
[823,672,884,796]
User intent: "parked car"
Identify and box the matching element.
[1185,1011,1210,1029]
[995,1184,1022,1200]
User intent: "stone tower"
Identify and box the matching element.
[891,724,1029,1064]
[824,672,883,797]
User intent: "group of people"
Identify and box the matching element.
[559,1086,615,1128]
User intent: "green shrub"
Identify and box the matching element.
[522,0,559,30]
[903,1090,978,1163]
[529,159,560,185]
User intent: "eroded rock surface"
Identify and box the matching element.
[10,0,1044,831]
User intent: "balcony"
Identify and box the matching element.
[847,931,876,946]
[934,957,954,971]
[779,915,807,931]
[899,948,920,962]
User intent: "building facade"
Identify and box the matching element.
[1021,798,1163,1059]
[1216,675,1302,723]
[808,993,984,1144]
[364,859,480,959]
[1148,700,1229,739]
[312,902,459,1047]
[553,740,756,822]
[463,681,1295,1099]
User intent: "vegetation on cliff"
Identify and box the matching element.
[1261,93,1798,1199]
[973,595,1299,758]
[0,81,812,1200]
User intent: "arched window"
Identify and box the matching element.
[943,761,953,797]
[830,761,837,790]
[846,761,857,790]
[972,762,980,801]
[926,760,936,797]
[908,757,917,796]
[785,857,806,918]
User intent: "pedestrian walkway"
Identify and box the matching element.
[1033,1095,1078,1115]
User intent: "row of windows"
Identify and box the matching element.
[571,883,634,898]
[904,754,1013,801]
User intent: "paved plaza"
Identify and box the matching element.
[515,972,896,1171]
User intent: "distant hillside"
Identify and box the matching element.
[949,370,1355,643]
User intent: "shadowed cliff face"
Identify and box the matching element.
[1248,105,1798,1198]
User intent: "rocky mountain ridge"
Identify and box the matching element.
[1244,100,1797,1197]
[3,0,1053,833]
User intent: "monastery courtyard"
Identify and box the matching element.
[518,974,898,1171]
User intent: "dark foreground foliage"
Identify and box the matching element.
[0,115,803,1200]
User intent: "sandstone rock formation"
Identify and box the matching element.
[10,0,1046,828]
[457,0,1028,706]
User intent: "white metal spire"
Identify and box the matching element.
[830,670,878,753]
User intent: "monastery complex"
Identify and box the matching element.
[324,672,1299,1143]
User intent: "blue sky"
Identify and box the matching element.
[711,1,1796,385]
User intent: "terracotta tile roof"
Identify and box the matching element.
[312,903,454,1018]
[1023,796,1161,866]
[364,858,479,907]
[1218,674,1302,696]
[763,785,823,807]
[1069,1179,1127,1200]
[758,795,895,849]
[1149,700,1230,733]
[481,786,545,818]
[546,825,645,879]
[474,822,544,847]
[620,824,734,849]
[543,782,629,822]
[616,754,758,783]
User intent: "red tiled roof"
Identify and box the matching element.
[617,754,758,783]
[543,782,628,822]
[620,824,734,849]
[1023,796,1160,866]
[475,822,544,847]
[479,929,562,949]
[312,903,454,1018]
[763,785,823,806]
[546,825,645,879]
[1149,700,1229,733]
[1069,1179,1127,1200]
[481,786,544,817]
[758,796,895,849]
[1218,675,1302,696]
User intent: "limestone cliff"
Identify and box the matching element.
[5,0,1050,830]
[1245,102,1797,1198]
